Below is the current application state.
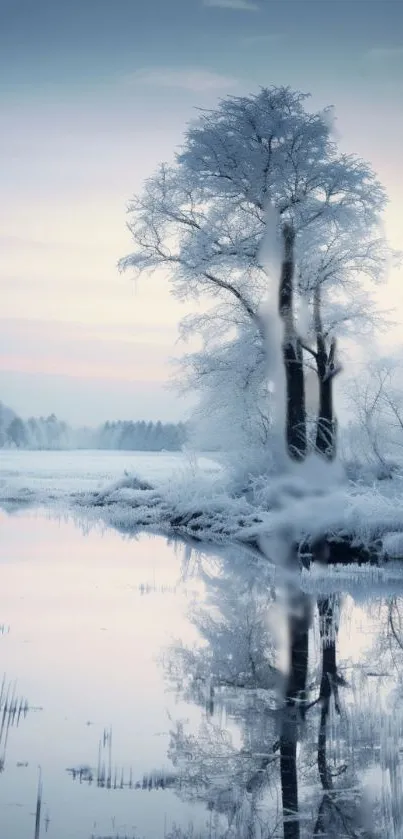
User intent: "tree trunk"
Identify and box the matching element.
[315,337,336,460]
[313,286,337,460]
[278,224,307,461]
[317,596,341,791]
[280,730,299,839]
[280,588,312,839]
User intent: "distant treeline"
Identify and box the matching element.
[0,403,188,451]
[97,420,187,451]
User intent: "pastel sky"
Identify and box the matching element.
[1,0,402,425]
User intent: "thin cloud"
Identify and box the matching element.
[0,235,50,250]
[366,46,403,60]
[124,67,239,92]
[204,0,259,10]
[241,33,282,46]
[0,318,176,383]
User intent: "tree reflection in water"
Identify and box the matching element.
[61,545,403,837]
[161,546,399,838]
[0,675,31,772]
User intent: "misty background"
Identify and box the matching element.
[1,0,402,431]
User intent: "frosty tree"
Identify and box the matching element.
[344,355,403,475]
[120,86,388,463]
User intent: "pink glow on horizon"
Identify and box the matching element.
[0,353,170,382]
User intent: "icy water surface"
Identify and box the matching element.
[0,510,205,839]
[1,509,403,838]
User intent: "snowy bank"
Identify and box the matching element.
[2,450,403,566]
[72,456,403,566]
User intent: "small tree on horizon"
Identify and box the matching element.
[6,416,27,448]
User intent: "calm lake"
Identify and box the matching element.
[0,510,206,839]
[1,504,403,838]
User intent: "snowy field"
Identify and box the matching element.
[0,449,221,503]
[3,449,403,570]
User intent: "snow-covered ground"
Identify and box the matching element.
[0,449,221,503]
[2,449,403,569]
[71,453,403,562]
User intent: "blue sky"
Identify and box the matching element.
[1,0,402,424]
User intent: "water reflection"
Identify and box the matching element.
[160,548,403,838]
[89,835,138,839]
[0,511,207,839]
[0,674,31,771]
[2,511,403,837]
[67,725,177,791]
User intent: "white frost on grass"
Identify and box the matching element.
[382,531,403,559]
[301,562,403,599]
[3,450,403,569]
[0,449,221,505]
[74,458,403,564]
